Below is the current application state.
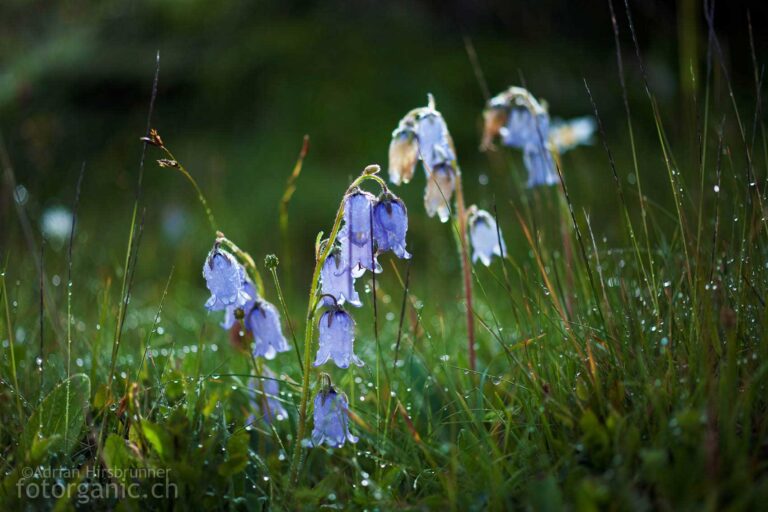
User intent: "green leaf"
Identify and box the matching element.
[526,474,564,512]
[103,434,138,486]
[21,374,90,457]
[1,436,62,510]
[217,430,250,477]
[140,420,172,460]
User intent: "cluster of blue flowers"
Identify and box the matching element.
[311,185,411,447]
[481,86,595,187]
[388,97,457,223]
[202,243,290,423]
[389,96,507,267]
[200,87,593,453]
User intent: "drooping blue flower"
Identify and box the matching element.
[415,111,456,171]
[423,164,456,223]
[313,308,363,369]
[248,367,288,424]
[340,190,381,278]
[246,300,290,360]
[500,107,550,149]
[221,281,258,330]
[373,193,411,259]
[311,387,358,448]
[549,116,596,152]
[320,249,362,308]
[468,208,507,266]
[523,141,559,188]
[202,247,252,311]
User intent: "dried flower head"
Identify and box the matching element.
[480,107,509,151]
[423,165,456,223]
[388,123,419,185]
[140,128,164,147]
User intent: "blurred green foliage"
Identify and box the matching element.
[5,0,761,292]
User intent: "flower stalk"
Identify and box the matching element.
[288,167,386,484]
[452,171,477,371]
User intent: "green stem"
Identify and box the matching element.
[288,169,386,485]
[453,171,476,372]
[159,146,218,234]
[1,273,24,420]
[268,265,303,376]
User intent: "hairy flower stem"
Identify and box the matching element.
[1,273,23,420]
[453,172,477,372]
[268,265,303,375]
[157,145,218,234]
[151,139,269,294]
[288,169,386,485]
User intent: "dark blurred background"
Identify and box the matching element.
[1,0,765,306]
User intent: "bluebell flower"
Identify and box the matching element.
[246,300,290,360]
[468,207,506,266]
[484,86,550,148]
[549,116,596,152]
[221,281,258,330]
[340,190,381,278]
[483,86,563,188]
[424,164,456,223]
[389,98,458,222]
[523,142,559,187]
[415,111,456,171]
[373,193,411,259]
[320,248,362,308]
[202,247,252,311]
[388,122,419,186]
[312,387,358,448]
[500,107,550,149]
[314,307,363,369]
[248,367,288,424]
